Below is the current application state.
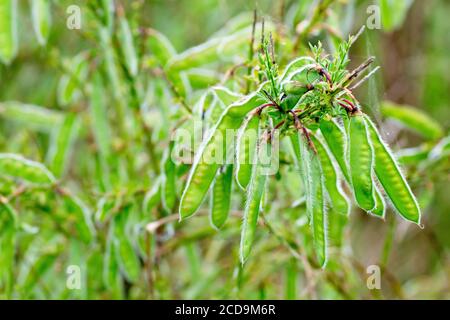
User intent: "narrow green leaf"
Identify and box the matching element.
[381,101,444,140]
[64,194,96,244]
[68,240,87,299]
[0,0,18,65]
[211,11,255,37]
[100,0,115,32]
[99,27,122,100]
[213,86,242,106]
[420,136,450,169]
[113,206,141,282]
[285,259,297,300]
[0,101,62,132]
[364,115,421,224]
[30,0,51,46]
[90,74,111,160]
[0,153,55,184]
[47,112,80,177]
[118,14,138,77]
[347,114,376,212]
[94,196,113,223]
[19,243,60,294]
[186,68,221,90]
[167,71,191,99]
[370,183,386,219]
[319,117,350,181]
[311,134,350,216]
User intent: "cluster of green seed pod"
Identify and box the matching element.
[178,35,421,268]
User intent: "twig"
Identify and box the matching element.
[349,66,380,91]
[337,56,375,89]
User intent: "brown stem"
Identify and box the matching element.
[338,57,375,89]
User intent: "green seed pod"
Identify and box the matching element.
[0,0,18,65]
[280,94,302,112]
[319,118,350,181]
[364,115,421,224]
[147,28,176,67]
[118,13,138,77]
[381,101,444,140]
[167,27,254,72]
[143,178,162,215]
[235,115,260,190]
[0,101,62,133]
[19,246,59,294]
[240,143,268,264]
[311,134,350,216]
[94,196,113,223]
[162,141,177,212]
[113,205,141,283]
[285,259,297,299]
[210,164,233,229]
[100,0,115,32]
[57,52,89,106]
[103,227,122,295]
[283,81,312,96]
[206,96,224,129]
[0,203,17,297]
[347,114,376,212]
[47,112,80,177]
[288,133,302,170]
[64,195,96,244]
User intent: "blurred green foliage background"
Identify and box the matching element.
[0,0,448,299]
